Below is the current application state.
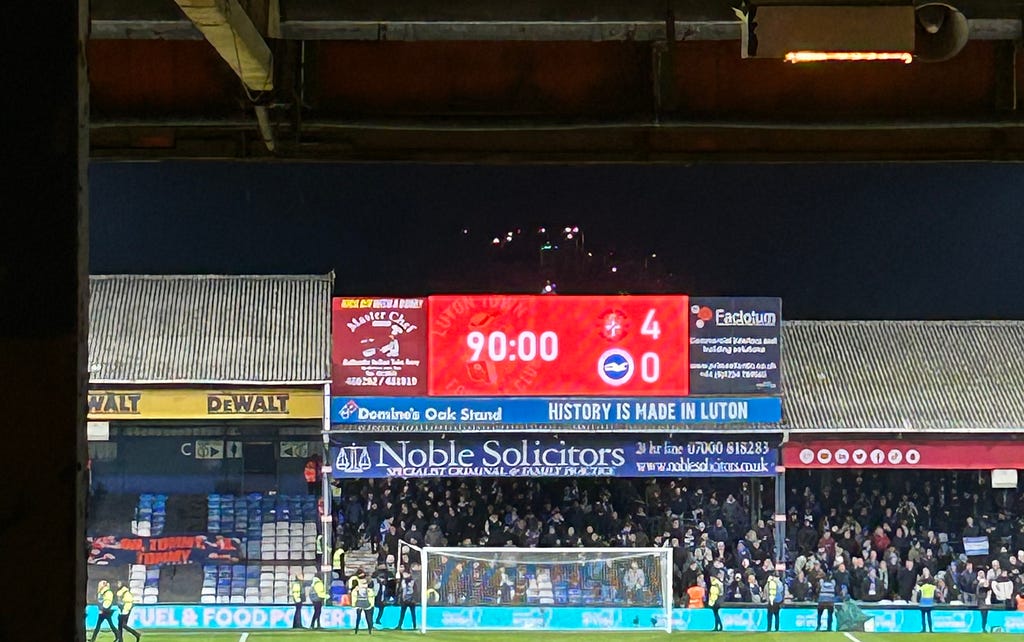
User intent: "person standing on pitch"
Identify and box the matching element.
[309,574,327,629]
[115,581,141,642]
[686,576,706,609]
[709,571,725,631]
[89,580,119,642]
[372,564,393,626]
[917,574,937,632]
[816,573,837,631]
[352,577,376,635]
[764,572,784,632]
[395,570,419,630]
[291,573,305,629]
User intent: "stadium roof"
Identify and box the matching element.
[781,320,1024,433]
[88,274,333,385]
[335,319,1024,434]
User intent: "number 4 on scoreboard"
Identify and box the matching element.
[641,309,661,340]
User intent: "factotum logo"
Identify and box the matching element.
[692,305,715,329]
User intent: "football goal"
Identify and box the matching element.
[417,546,673,633]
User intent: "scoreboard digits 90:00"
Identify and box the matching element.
[427,295,690,396]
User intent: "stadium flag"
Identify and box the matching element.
[963,536,989,557]
[88,534,244,566]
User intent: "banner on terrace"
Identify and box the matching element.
[330,434,777,478]
[87,534,244,566]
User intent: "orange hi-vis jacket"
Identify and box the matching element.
[687,585,707,608]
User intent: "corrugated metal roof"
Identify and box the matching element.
[782,320,1024,432]
[88,274,333,385]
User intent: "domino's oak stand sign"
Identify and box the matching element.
[688,297,782,395]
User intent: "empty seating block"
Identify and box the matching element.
[131,493,324,604]
[131,493,167,538]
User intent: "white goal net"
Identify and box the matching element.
[417,546,672,633]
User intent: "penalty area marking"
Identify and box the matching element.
[844,632,864,642]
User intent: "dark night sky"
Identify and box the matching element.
[89,161,1024,320]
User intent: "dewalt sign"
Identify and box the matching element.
[87,388,322,420]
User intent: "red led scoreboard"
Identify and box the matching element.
[428,295,690,396]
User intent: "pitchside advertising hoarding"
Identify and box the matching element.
[329,434,778,478]
[331,294,782,399]
[84,605,1024,632]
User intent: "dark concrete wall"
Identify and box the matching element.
[0,1,87,640]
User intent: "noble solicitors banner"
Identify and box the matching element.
[330,435,777,478]
[88,534,244,566]
[783,440,1024,469]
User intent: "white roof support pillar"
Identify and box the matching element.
[174,0,274,91]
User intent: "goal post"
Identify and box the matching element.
[419,546,672,633]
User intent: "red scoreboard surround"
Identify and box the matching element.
[427,295,690,396]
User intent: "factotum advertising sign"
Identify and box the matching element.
[689,297,782,395]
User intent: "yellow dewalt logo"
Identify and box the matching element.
[86,388,321,420]
[89,392,142,415]
[207,393,290,414]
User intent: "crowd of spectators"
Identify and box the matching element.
[328,470,1024,610]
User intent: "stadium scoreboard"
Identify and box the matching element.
[428,295,690,396]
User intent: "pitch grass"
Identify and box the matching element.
[83,633,1021,642]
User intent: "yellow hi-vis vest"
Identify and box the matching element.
[312,577,328,601]
[291,580,303,602]
[919,582,937,606]
[98,587,114,610]
[116,586,135,613]
[709,578,723,606]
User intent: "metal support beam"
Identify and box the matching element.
[174,0,274,91]
[319,384,333,600]
[773,466,786,568]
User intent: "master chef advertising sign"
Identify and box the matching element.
[332,298,428,395]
